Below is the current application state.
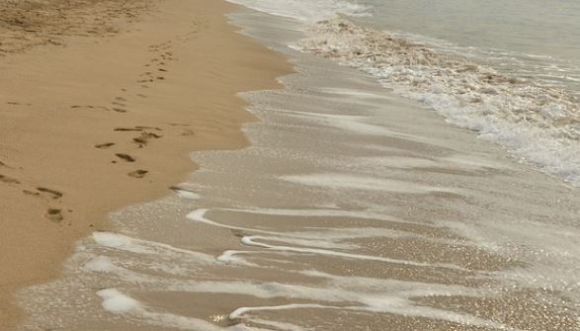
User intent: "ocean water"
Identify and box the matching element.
[16,2,580,331]
[229,0,580,188]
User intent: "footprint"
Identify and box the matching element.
[95,142,115,149]
[133,131,162,147]
[115,127,143,132]
[112,107,127,113]
[115,126,162,132]
[46,208,63,223]
[181,129,195,136]
[128,170,148,178]
[0,174,20,184]
[23,190,40,197]
[136,126,162,131]
[37,187,63,199]
[115,153,136,162]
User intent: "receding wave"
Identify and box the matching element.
[295,17,580,187]
[225,0,370,22]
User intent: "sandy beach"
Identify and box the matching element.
[0,0,290,328]
[3,0,580,330]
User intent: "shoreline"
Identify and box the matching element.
[6,3,580,330]
[0,0,291,328]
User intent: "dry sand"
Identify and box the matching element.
[0,0,291,328]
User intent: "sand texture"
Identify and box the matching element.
[0,0,291,328]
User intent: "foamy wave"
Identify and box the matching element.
[225,0,370,22]
[296,17,580,187]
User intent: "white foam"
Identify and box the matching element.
[220,206,408,224]
[285,110,403,137]
[84,256,117,273]
[239,236,468,271]
[51,254,501,331]
[357,154,509,171]
[97,289,228,330]
[92,232,215,264]
[97,289,141,313]
[89,268,495,327]
[174,190,202,200]
[188,208,457,250]
[230,304,332,320]
[187,209,278,236]
[93,232,152,254]
[217,250,256,266]
[136,311,225,331]
[297,17,580,187]
[91,278,512,331]
[246,234,356,250]
[229,303,509,330]
[171,184,202,200]
[281,173,464,195]
[299,269,483,297]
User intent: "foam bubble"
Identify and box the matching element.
[93,232,215,263]
[239,235,468,271]
[230,304,332,320]
[188,208,456,250]
[357,154,509,171]
[281,173,464,195]
[84,256,117,273]
[229,302,507,330]
[217,250,256,266]
[175,190,202,200]
[296,17,580,187]
[97,289,228,331]
[220,206,407,224]
[97,289,141,313]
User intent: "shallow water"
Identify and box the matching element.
[228,0,580,188]
[361,0,580,60]
[17,7,580,331]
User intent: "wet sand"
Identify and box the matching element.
[0,0,290,328]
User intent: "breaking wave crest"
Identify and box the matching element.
[296,17,580,187]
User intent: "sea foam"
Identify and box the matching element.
[295,17,580,187]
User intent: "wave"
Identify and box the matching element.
[225,0,370,22]
[295,17,580,187]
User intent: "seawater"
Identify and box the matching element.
[229,0,580,188]
[16,2,580,331]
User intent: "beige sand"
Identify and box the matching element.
[0,0,291,328]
